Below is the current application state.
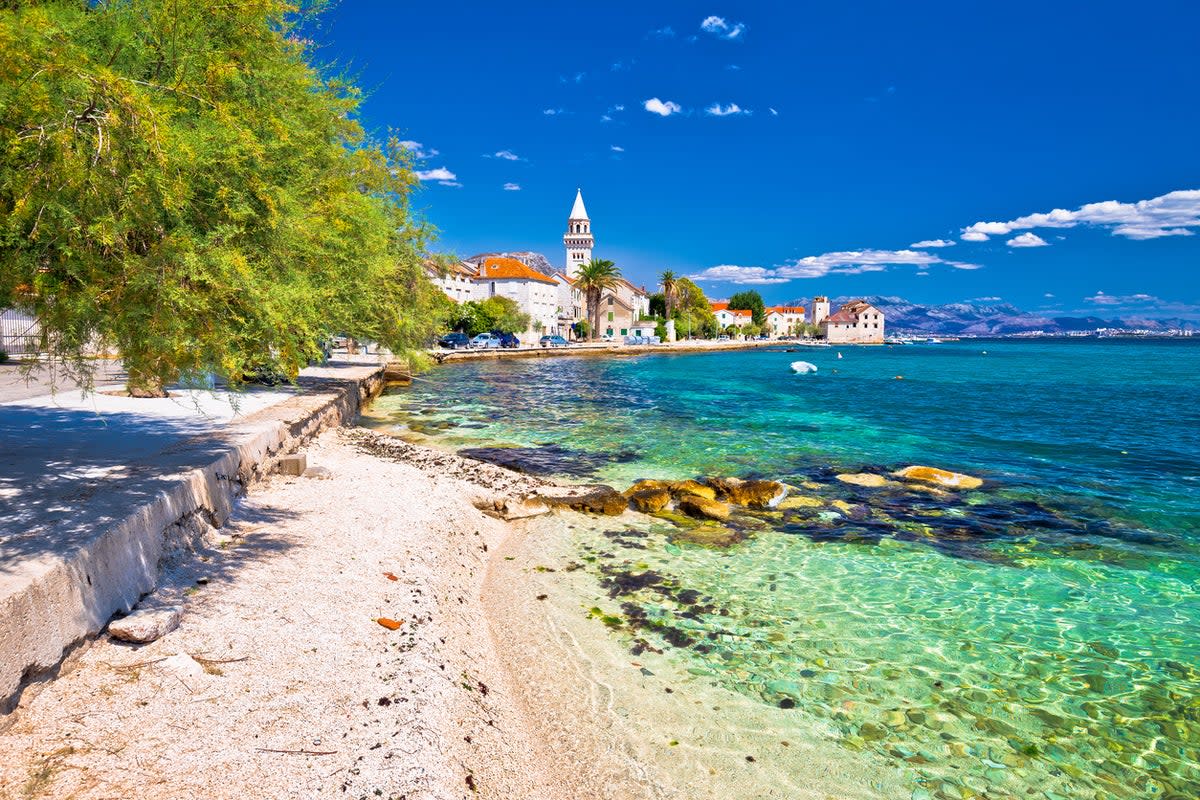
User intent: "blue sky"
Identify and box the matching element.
[317,1,1200,318]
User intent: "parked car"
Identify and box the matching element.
[469,332,501,349]
[717,334,730,341]
[494,331,520,349]
[539,335,569,348]
[438,332,470,350]
[599,333,616,342]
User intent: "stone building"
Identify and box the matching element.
[821,299,885,344]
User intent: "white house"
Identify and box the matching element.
[711,302,752,331]
[765,305,805,337]
[424,260,478,304]
[551,271,583,339]
[471,256,560,344]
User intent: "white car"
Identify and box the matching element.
[469,333,501,349]
[600,333,616,342]
[717,334,730,341]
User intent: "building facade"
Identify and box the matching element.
[810,296,831,327]
[821,299,885,344]
[765,305,805,336]
[471,256,560,344]
[424,260,478,304]
[551,271,583,339]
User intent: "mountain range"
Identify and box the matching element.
[811,296,1199,335]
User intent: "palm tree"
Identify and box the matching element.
[659,270,678,320]
[575,258,622,341]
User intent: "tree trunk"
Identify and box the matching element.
[126,366,169,398]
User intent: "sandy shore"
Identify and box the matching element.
[0,428,628,799]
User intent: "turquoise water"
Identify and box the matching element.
[366,340,1200,799]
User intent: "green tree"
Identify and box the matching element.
[574,258,621,341]
[481,296,530,334]
[648,292,666,318]
[0,0,442,395]
[728,291,766,326]
[672,277,718,339]
[659,270,678,319]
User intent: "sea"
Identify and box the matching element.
[362,339,1200,800]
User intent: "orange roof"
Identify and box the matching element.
[729,309,752,319]
[476,257,557,285]
[765,305,805,315]
[710,302,730,312]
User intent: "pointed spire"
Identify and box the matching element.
[569,188,589,220]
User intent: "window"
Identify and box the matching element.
[608,297,614,306]
[608,312,614,322]
[620,328,627,335]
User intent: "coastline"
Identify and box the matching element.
[429,338,800,364]
[0,428,680,798]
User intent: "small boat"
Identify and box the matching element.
[790,360,818,374]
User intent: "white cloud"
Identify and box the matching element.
[916,271,930,277]
[700,15,746,39]
[493,150,521,161]
[399,140,439,159]
[726,64,741,71]
[961,189,1200,241]
[768,107,779,116]
[1007,232,1049,248]
[910,239,955,248]
[687,265,790,285]
[503,183,521,191]
[706,102,750,117]
[650,25,675,38]
[974,296,1003,302]
[559,72,585,85]
[415,167,457,183]
[543,108,564,116]
[688,249,972,284]
[1085,291,1157,306]
[611,145,625,152]
[1044,293,1055,298]
[644,97,683,116]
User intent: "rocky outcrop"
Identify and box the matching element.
[671,525,745,548]
[537,486,628,516]
[668,480,716,501]
[625,488,672,514]
[677,495,731,521]
[706,477,785,508]
[893,466,983,490]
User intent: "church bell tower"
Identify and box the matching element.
[564,188,594,279]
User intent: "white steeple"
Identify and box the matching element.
[569,188,589,220]
[563,188,594,279]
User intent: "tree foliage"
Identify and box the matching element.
[0,0,444,392]
[574,258,620,341]
[728,290,766,326]
[450,296,529,336]
[672,277,718,338]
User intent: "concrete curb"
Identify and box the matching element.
[0,366,384,710]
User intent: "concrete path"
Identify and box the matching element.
[0,361,385,707]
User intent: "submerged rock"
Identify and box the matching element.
[678,495,731,521]
[835,472,894,488]
[778,495,823,510]
[671,525,746,548]
[626,479,671,494]
[723,479,786,508]
[893,466,983,490]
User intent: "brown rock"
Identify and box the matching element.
[537,486,628,516]
[668,480,716,500]
[703,476,741,496]
[893,465,983,490]
[724,479,785,508]
[835,472,891,488]
[778,495,823,510]
[624,479,671,495]
[626,488,672,513]
[677,494,731,521]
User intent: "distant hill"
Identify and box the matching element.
[466,251,558,277]
[791,296,1199,335]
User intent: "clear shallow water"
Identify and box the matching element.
[365,340,1200,799]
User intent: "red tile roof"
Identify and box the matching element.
[765,305,805,315]
[710,302,730,312]
[476,257,557,285]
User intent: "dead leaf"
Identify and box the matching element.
[376,617,404,631]
[383,572,398,581]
